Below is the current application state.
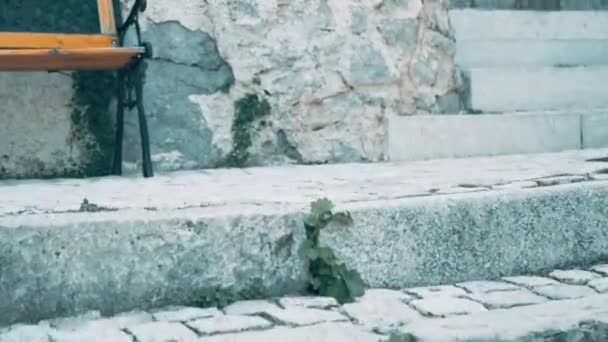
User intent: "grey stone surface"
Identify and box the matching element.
[502,276,559,288]
[549,269,602,285]
[0,73,87,179]
[388,113,581,161]
[187,315,272,335]
[152,306,220,322]
[342,289,420,331]
[456,281,521,294]
[203,323,383,342]
[405,285,468,299]
[399,294,608,341]
[410,297,487,317]
[451,0,608,9]
[533,284,598,300]
[127,321,199,342]
[260,307,347,326]
[466,66,608,112]
[466,289,548,309]
[582,111,608,149]
[591,264,608,276]
[3,149,608,325]
[278,296,339,309]
[450,10,608,41]
[223,300,281,316]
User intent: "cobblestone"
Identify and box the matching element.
[588,278,608,293]
[502,276,559,288]
[466,288,548,309]
[152,306,220,322]
[404,285,467,298]
[533,283,599,300]
[455,280,521,293]
[186,315,272,335]
[2,265,608,341]
[409,297,487,317]
[590,264,608,276]
[278,296,339,309]
[549,269,602,285]
[127,321,199,342]
[223,300,281,316]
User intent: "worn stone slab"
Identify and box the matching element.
[588,278,608,293]
[456,40,608,68]
[405,285,468,299]
[503,276,560,288]
[410,297,487,317]
[186,315,272,335]
[3,149,608,325]
[388,113,581,161]
[278,296,338,309]
[152,306,220,322]
[127,321,199,342]
[260,307,347,326]
[591,264,608,276]
[549,269,602,285]
[223,300,281,316]
[582,111,608,149]
[456,280,521,294]
[342,289,420,331]
[399,294,608,341]
[533,284,598,300]
[466,289,548,309]
[203,323,383,342]
[450,10,608,41]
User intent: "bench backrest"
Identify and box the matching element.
[0,0,117,49]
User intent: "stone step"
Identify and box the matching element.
[450,10,608,41]
[464,66,608,112]
[2,149,608,326]
[388,110,608,161]
[455,39,608,68]
[450,10,608,68]
[450,0,608,10]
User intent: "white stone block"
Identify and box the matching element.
[456,40,608,68]
[467,66,608,112]
[582,111,608,149]
[388,113,581,161]
[450,10,608,41]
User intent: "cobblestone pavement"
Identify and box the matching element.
[4,265,608,341]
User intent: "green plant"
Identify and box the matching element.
[79,198,114,212]
[224,94,271,167]
[300,198,366,304]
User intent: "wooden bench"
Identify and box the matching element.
[0,0,154,177]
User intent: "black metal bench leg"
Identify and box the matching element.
[134,67,154,178]
[112,71,126,175]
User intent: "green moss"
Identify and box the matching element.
[69,71,118,177]
[223,94,271,167]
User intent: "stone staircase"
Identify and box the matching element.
[389,7,608,161]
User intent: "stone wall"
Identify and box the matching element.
[1,0,458,178]
[126,0,457,172]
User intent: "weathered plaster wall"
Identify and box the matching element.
[1,0,457,178]
[122,0,457,172]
